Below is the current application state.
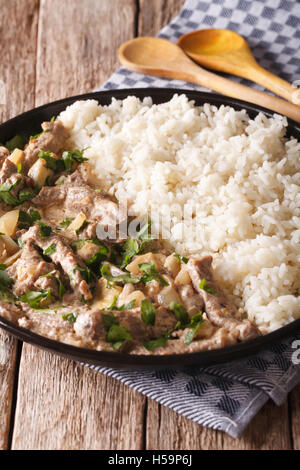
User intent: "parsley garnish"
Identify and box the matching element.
[37,221,52,238]
[100,264,140,285]
[20,289,52,309]
[121,238,139,268]
[62,149,88,171]
[38,150,65,172]
[5,134,26,152]
[70,265,92,284]
[58,218,73,230]
[105,296,136,311]
[173,253,189,264]
[0,264,15,303]
[102,312,132,350]
[0,179,21,205]
[169,302,189,327]
[144,336,168,351]
[18,209,41,230]
[184,313,205,345]
[199,278,217,295]
[0,264,14,289]
[62,312,78,323]
[141,299,156,325]
[43,243,56,256]
[41,270,65,299]
[138,262,169,286]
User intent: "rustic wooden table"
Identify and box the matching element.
[0,0,299,450]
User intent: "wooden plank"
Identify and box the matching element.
[12,348,146,450]
[11,0,146,450]
[35,0,137,104]
[0,0,39,121]
[0,333,18,450]
[0,0,39,449]
[289,384,300,450]
[147,398,292,450]
[138,0,185,37]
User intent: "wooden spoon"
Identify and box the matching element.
[178,29,298,104]
[118,37,300,122]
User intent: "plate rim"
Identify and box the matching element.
[1,87,299,369]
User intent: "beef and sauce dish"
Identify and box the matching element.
[1,94,299,354]
[0,118,260,354]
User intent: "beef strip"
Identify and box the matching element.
[0,158,35,203]
[33,170,120,228]
[22,225,93,301]
[0,158,16,184]
[178,284,205,316]
[74,305,178,346]
[187,256,260,341]
[23,120,70,173]
[0,147,9,168]
[7,241,57,296]
[18,305,76,343]
[0,301,23,322]
[153,327,237,355]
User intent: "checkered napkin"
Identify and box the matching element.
[89,0,300,438]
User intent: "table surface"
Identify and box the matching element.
[0,0,299,450]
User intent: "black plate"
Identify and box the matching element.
[1,88,300,369]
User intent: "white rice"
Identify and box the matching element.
[59,94,300,332]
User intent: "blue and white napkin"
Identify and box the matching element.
[90,0,300,438]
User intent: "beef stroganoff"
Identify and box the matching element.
[0,94,299,354]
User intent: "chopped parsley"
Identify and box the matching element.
[105,296,136,311]
[0,180,39,206]
[37,221,52,238]
[199,278,217,295]
[38,150,65,172]
[75,219,89,235]
[100,264,140,285]
[0,264,14,289]
[62,149,88,171]
[20,289,52,309]
[138,262,169,287]
[5,134,26,152]
[0,179,21,205]
[58,218,73,230]
[38,149,87,174]
[184,313,205,345]
[141,299,156,325]
[18,209,41,230]
[0,264,15,303]
[101,312,132,350]
[62,312,78,323]
[173,253,189,264]
[120,219,153,268]
[43,243,56,256]
[70,265,92,284]
[169,302,189,327]
[121,238,139,268]
[144,336,168,351]
[106,324,132,350]
[17,186,39,204]
[41,270,65,299]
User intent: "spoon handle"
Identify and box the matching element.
[245,64,300,105]
[174,63,300,122]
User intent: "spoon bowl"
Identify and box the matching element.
[118,37,300,122]
[178,29,298,104]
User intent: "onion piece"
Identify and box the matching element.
[0,209,19,237]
